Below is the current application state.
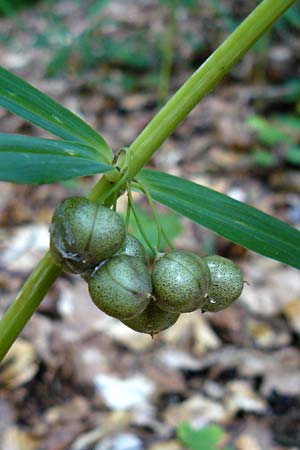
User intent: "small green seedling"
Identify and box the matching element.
[177,422,234,450]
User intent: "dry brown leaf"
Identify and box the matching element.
[164,395,228,428]
[0,339,38,389]
[94,433,143,450]
[162,312,220,353]
[247,319,290,349]
[157,347,202,371]
[241,257,300,316]
[148,441,184,450]
[282,299,300,334]
[2,225,49,272]
[70,411,133,450]
[235,434,262,450]
[225,380,267,415]
[1,426,41,450]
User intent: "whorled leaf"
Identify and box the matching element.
[0,134,113,184]
[0,66,113,162]
[138,169,300,269]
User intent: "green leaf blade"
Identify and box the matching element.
[247,115,293,146]
[0,66,113,162]
[0,134,113,184]
[286,146,300,165]
[138,169,300,269]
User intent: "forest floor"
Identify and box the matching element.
[1,1,300,449]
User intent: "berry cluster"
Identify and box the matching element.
[50,197,244,335]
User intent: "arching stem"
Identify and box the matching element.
[125,201,132,231]
[127,183,159,257]
[134,180,175,251]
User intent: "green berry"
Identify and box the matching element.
[202,255,244,312]
[152,250,211,313]
[122,301,179,335]
[117,233,148,264]
[88,255,152,320]
[50,197,126,274]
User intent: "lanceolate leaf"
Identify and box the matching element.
[0,134,113,184]
[0,66,112,162]
[138,169,300,269]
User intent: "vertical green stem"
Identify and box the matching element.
[0,0,295,361]
[127,184,158,257]
[135,180,174,251]
[157,1,178,103]
[125,201,132,230]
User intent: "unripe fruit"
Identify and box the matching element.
[88,255,152,320]
[117,233,148,264]
[202,255,244,312]
[122,301,179,335]
[152,250,211,313]
[50,197,126,274]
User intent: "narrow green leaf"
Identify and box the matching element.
[247,115,294,146]
[252,148,277,167]
[0,66,113,162]
[0,134,113,184]
[285,146,300,165]
[138,169,300,269]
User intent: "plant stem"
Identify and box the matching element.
[125,201,132,230]
[135,180,174,251]
[0,0,295,361]
[157,0,178,104]
[127,184,158,257]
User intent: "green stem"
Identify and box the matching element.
[0,0,294,362]
[135,180,174,251]
[125,201,132,230]
[112,190,118,211]
[87,176,115,202]
[157,0,178,104]
[127,183,158,257]
[99,168,129,203]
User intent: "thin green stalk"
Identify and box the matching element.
[138,181,163,249]
[0,0,295,362]
[135,180,174,251]
[99,168,129,203]
[112,190,118,211]
[157,0,178,104]
[125,201,132,230]
[127,183,158,257]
